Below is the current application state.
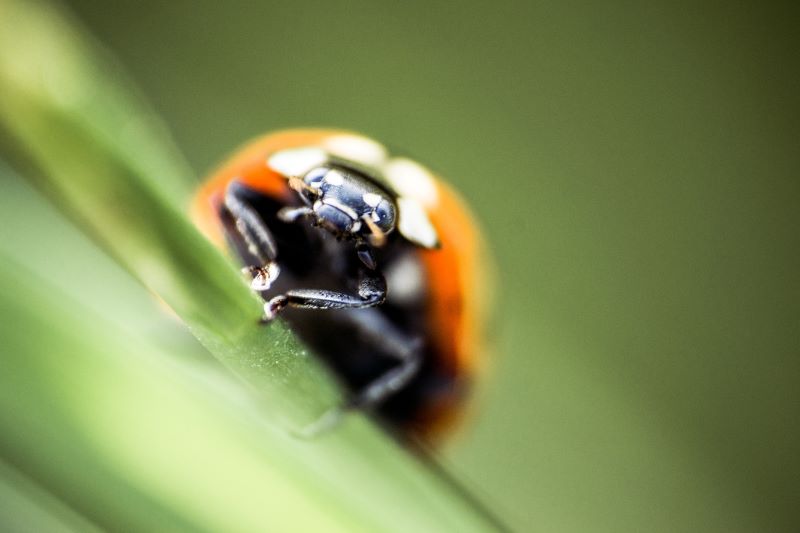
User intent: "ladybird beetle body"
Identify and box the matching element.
[193,130,489,441]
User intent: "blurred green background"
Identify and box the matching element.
[4,0,799,531]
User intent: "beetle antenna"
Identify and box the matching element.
[362,214,386,247]
[288,176,319,196]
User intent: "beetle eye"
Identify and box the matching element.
[303,167,328,189]
[374,200,397,231]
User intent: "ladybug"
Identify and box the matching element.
[192,129,490,442]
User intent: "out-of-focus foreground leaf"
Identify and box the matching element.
[0,251,367,532]
[0,0,503,531]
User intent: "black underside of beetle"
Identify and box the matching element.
[220,184,455,434]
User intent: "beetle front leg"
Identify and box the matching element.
[263,267,386,320]
[223,182,281,290]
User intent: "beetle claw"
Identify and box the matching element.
[243,262,280,292]
[262,295,287,322]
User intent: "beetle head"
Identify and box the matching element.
[296,165,396,245]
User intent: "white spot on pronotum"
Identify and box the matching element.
[384,157,439,207]
[324,169,344,186]
[397,197,439,248]
[324,134,388,167]
[268,148,328,177]
[362,192,382,207]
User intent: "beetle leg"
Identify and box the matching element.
[298,310,422,438]
[347,343,422,410]
[277,206,315,223]
[342,310,423,409]
[263,266,386,320]
[223,182,281,291]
